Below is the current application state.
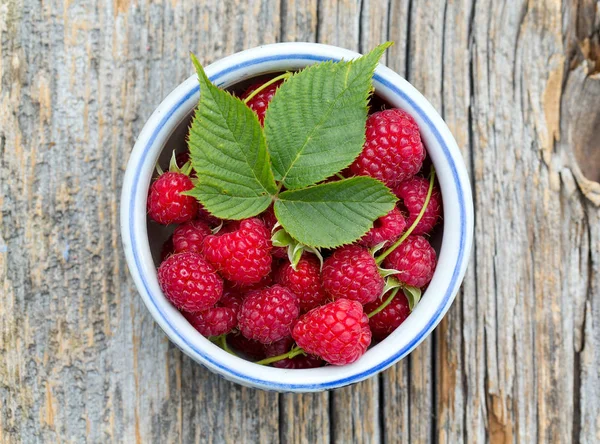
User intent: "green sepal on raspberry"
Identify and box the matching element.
[402,285,422,310]
[161,149,194,177]
[271,228,323,270]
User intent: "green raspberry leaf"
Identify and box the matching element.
[264,42,392,190]
[187,54,277,219]
[274,176,397,248]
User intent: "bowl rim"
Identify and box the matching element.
[120,42,474,392]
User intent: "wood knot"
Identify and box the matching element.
[561,60,600,205]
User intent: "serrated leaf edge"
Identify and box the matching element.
[188,53,277,218]
[263,42,392,189]
[191,55,277,196]
[273,178,396,249]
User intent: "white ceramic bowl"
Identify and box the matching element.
[120,42,474,392]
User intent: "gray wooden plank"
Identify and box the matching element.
[557,34,600,442]
[317,0,361,49]
[377,3,413,443]
[380,365,411,442]
[279,0,318,43]
[466,0,600,442]
[332,380,381,444]
[434,0,476,442]
[396,2,448,442]
[280,393,331,444]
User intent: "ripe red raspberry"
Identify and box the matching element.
[148,172,198,225]
[238,285,299,344]
[363,293,411,340]
[241,79,283,124]
[349,108,425,187]
[227,333,266,360]
[183,306,237,337]
[172,220,211,254]
[275,255,327,312]
[184,287,243,338]
[292,299,372,365]
[218,289,244,316]
[383,235,436,288]
[359,207,407,247]
[202,218,273,285]
[157,252,223,313]
[322,245,384,305]
[263,337,324,369]
[160,235,174,261]
[394,176,442,235]
[197,204,221,227]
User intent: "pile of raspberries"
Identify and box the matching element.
[147,78,442,368]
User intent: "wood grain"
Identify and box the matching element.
[1,0,599,442]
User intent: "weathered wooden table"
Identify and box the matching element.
[1,0,599,442]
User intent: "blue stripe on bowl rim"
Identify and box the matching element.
[128,53,467,391]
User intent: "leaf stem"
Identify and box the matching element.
[375,166,436,265]
[220,335,235,355]
[255,345,305,366]
[242,72,292,104]
[210,334,236,356]
[367,287,400,318]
